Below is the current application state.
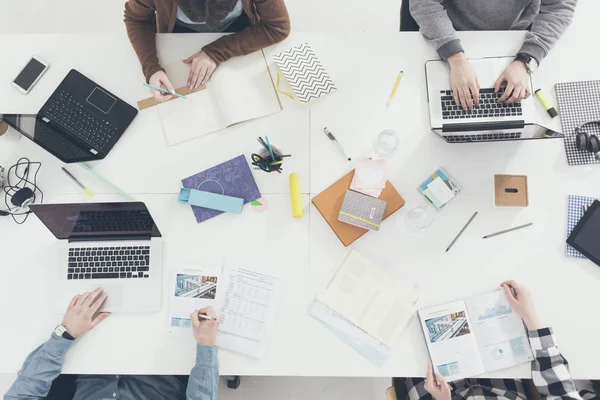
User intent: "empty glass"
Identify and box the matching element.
[374,129,399,158]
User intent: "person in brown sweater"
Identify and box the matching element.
[124,0,291,102]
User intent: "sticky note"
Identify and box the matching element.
[426,177,455,206]
[354,160,388,189]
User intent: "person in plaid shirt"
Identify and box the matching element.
[404,280,598,400]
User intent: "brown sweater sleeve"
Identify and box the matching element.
[123,0,164,83]
[202,0,291,64]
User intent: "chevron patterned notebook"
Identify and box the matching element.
[273,43,337,104]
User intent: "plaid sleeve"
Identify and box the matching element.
[529,327,584,400]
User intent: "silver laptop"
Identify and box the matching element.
[426,56,562,143]
[29,202,163,313]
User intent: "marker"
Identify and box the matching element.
[198,313,217,321]
[482,222,533,239]
[446,211,478,252]
[535,89,558,119]
[143,83,187,99]
[61,167,94,197]
[387,71,404,108]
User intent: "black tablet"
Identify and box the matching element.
[567,200,600,267]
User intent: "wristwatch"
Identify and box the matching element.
[515,53,538,74]
[54,325,75,341]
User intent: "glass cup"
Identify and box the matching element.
[374,129,399,158]
[406,206,434,232]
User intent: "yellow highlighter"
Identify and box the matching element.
[535,89,558,119]
[289,173,303,218]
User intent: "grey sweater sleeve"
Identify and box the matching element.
[409,0,464,60]
[519,0,577,64]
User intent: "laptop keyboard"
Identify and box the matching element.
[73,210,155,233]
[443,132,522,142]
[67,245,150,280]
[440,88,522,120]
[44,91,118,152]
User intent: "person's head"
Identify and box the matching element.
[178,0,240,27]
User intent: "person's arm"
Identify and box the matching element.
[186,307,219,400]
[202,0,291,65]
[519,0,577,64]
[408,0,463,61]
[4,288,109,400]
[528,328,584,400]
[4,334,74,400]
[123,0,163,83]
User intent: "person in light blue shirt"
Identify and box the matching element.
[4,287,219,400]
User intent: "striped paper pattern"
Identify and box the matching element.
[273,43,337,104]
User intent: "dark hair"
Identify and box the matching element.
[178,0,240,28]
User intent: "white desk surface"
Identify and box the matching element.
[1,25,600,379]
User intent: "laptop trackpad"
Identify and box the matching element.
[473,62,496,88]
[98,285,124,311]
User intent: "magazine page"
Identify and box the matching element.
[212,50,282,127]
[465,290,534,372]
[419,301,485,381]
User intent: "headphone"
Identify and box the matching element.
[575,120,600,161]
[1,157,44,224]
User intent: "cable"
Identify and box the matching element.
[2,157,44,224]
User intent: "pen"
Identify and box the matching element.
[431,362,440,387]
[324,127,351,161]
[482,222,533,239]
[534,89,558,119]
[143,83,187,99]
[78,163,134,200]
[61,167,94,197]
[198,313,217,321]
[446,211,479,252]
[387,70,404,108]
[265,135,276,161]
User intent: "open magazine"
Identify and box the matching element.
[418,290,534,381]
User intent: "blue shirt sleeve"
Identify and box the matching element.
[4,333,74,400]
[186,345,219,400]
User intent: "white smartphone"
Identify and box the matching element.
[11,56,50,95]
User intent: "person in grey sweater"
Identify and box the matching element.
[409,0,577,110]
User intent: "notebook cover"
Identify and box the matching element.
[181,154,260,223]
[273,43,337,104]
[494,175,528,207]
[338,190,387,231]
[312,170,405,246]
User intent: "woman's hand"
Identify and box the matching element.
[448,52,480,111]
[148,71,175,102]
[184,50,217,89]
[495,61,531,103]
[424,362,452,400]
[501,280,543,330]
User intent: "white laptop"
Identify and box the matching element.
[426,56,562,143]
[29,202,163,313]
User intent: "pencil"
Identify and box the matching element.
[482,222,533,239]
[386,70,404,108]
[143,83,187,99]
[61,167,94,197]
[446,211,478,252]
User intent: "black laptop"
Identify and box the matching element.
[1,69,138,163]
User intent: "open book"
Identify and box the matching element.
[157,50,282,146]
[418,290,534,381]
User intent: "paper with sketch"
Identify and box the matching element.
[156,50,282,146]
[316,249,418,348]
[167,265,282,358]
[309,300,391,367]
[418,290,533,382]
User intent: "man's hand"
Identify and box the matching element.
[184,51,217,89]
[61,288,110,338]
[448,52,480,111]
[424,362,452,400]
[501,280,543,330]
[495,61,531,103]
[148,71,175,102]
[191,307,219,346]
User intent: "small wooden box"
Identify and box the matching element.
[495,175,528,207]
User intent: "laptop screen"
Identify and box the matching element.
[29,202,162,240]
[0,114,95,163]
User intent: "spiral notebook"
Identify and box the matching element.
[555,81,600,166]
[273,43,337,105]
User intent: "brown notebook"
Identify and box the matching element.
[312,170,405,247]
[494,175,528,207]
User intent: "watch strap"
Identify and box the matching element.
[55,325,75,341]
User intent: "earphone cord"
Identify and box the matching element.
[2,157,44,225]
